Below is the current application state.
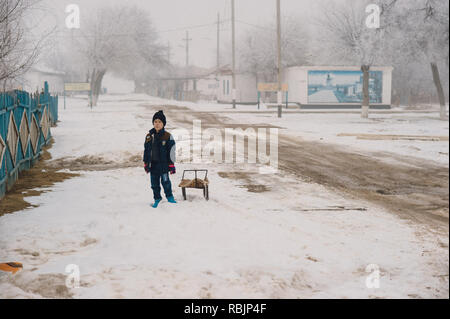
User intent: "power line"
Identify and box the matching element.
[159,22,225,33]
[236,19,276,32]
[50,19,232,39]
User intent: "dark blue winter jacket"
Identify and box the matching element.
[143,128,176,173]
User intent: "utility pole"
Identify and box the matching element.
[231,0,236,109]
[217,12,220,74]
[167,41,171,65]
[183,31,192,68]
[182,31,192,92]
[276,0,282,118]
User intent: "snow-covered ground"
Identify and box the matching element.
[0,94,448,298]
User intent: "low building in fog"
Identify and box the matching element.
[216,67,258,104]
[21,65,65,94]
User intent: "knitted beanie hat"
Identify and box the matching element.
[152,110,166,127]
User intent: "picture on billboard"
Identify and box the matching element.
[308,70,383,104]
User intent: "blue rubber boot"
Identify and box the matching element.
[167,196,177,204]
[152,199,162,208]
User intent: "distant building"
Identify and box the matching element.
[182,70,219,101]
[216,67,258,104]
[145,65,258,104]
[102,74,135,94]
[145,66,220,102]
[21,65,65,94]
[195,73,219,101]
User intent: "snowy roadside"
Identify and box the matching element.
[0,93,448,298]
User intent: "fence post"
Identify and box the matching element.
[286,91,288,109]
[257,91,260,110]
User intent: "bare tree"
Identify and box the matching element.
[238,16,311,85]
[318,0,449,119]
[74,5,165,106]
[394,0,449,119]
[317,0,387,118]
[0,0,44,90]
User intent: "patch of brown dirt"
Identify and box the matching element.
[0,140,80,217]
[7,273,74,298]
[1,138,144,216]
[218,171,270,193]
[217,171,254,180]
[13,248,40,257]
[80,237,98,247]
[278,135,449,229]
[239,184,270,193]
[47,154,142,171]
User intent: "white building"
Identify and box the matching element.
[21,65,65,94]
[217,71,258,104]
[196,74,219,101]
[182,72,219,101]
[102,73,135,94]
[283,66,393,108]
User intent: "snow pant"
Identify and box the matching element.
[150,161,173,200]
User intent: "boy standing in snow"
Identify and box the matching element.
[143,110,177,208]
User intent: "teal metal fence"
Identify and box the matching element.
[0,81,58,200]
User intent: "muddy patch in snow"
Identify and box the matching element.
[0,140,80,217]
[80,237,98,247]
[218,171,270,193]
[238,184,270,193]
[47,154,142,172]
[5,272,74,298]
[0,144,144,216]
[13,248,40,257]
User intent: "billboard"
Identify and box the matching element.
[257,83,289,92]
[64,82,91,91]
[308,70,383,104]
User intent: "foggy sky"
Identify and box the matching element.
[41,0,324,69]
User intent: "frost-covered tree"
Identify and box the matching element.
[316,0,388,118]
[384,0,449,119]
[0,0,49,89]
[238,16,311,84]
[109,7,167,88]
[74,5,165,106]
[315,0,448,118]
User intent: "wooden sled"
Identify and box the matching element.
[178,169,209,201]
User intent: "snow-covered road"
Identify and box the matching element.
[0,94,448,298]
